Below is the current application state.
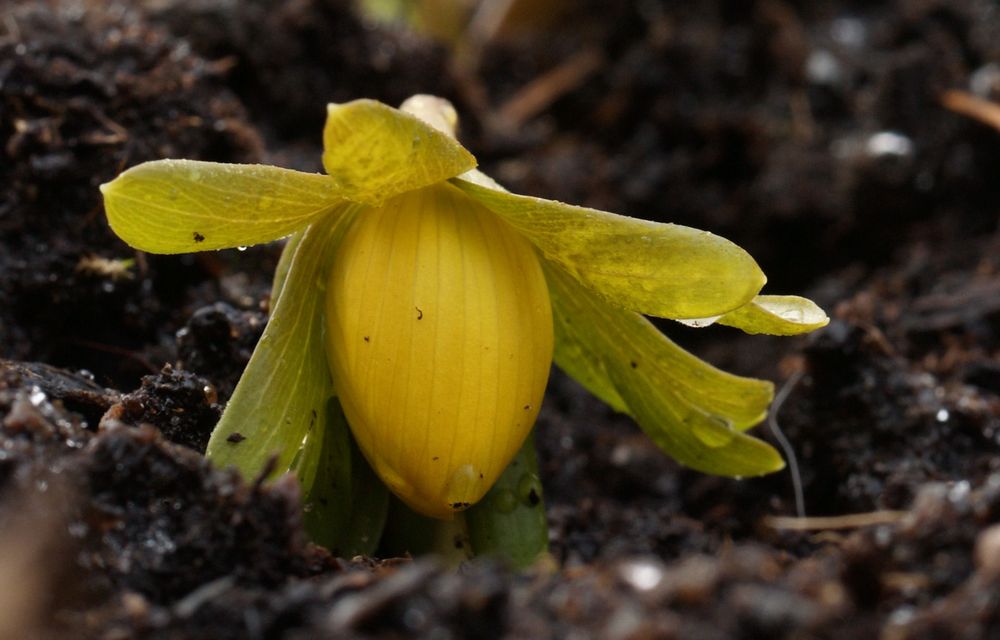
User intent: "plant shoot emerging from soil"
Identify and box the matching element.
[100,95,828,564]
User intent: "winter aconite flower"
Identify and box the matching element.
[101,95,827,528]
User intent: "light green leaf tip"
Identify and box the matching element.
[545,261,782,476]
[717,295,830,335]
[100,160,346,254]
[453,176,766,320]
[322,99,477,206]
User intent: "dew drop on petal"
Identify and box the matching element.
[445,464,482,508]
[690,414,736,448]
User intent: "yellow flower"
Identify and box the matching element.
[100,95,828,522]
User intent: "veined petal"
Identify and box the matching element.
[325,184,553,519]
[101,160,347,254]
[322,100,477,206]
[205,206,359,482]
[717,295,830,335]
[546,262,782,475]
[453,172,766,319]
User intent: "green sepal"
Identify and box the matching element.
[453,172,765,320]
[716,295,830,335]
[605,360,785,476]
[100,160,346,254]
[466,432,549,568]
[298,397,389,556]
[205,206,358,484]
[545,261,782,475]
[322,99,477,206]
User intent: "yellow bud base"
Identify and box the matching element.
[325,183,553,519]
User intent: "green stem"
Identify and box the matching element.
[300,397,389,557]
[379,497,472,564]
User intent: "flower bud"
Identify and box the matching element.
[325,183,553,519]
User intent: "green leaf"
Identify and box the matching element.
[547,261,774,431]
[545,261,782,475]
[605,361,785,476]
[466,433,549,568]
[101,160,347,254]
[551,296,629,414]
[205,206,358,483]
[717,295,830,335]
[453,174,766,319]
[298,397,389,556]
[270,230,302,307]
[322,99,477,206]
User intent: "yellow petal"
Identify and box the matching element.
[322,100,477,206]
[325,183,553,519]
[101,160,346,254]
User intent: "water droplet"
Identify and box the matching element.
[237,246,248,252]
[258,195,274,210]
[492,488,518,513]
[690,414,735,448]
[167,186,179,200]
[517,473,543,507]
[676,315,722,328]
[445,464,482,506]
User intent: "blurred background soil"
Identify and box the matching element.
[1,0,999,637]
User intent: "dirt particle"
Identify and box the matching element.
[416,307,423,320]
[363,336,370,343]
[527,488,540,507]
[226,432,246,444]
[192,231,205,243]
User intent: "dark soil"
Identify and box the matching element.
[2,0,999,637]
